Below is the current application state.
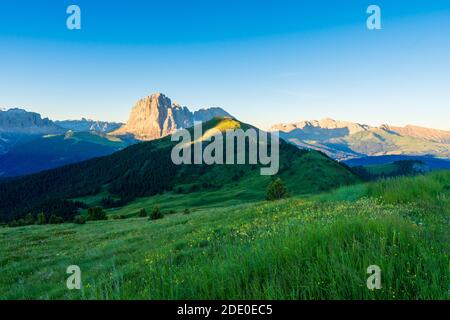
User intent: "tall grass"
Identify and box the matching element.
[368,171,450,204]
[0,172,448,299]
[114,215,447,299]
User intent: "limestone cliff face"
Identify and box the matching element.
[111,93,231,140]
[0,108,65,154]
[0,108,63,134]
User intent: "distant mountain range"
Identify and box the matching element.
[55,118,123,133]
[0,108,132,177]
[1,97,449,178]
[270,118,450,160]
[0,131,133,177]
[0,108,123,154]
[0,93,232,177]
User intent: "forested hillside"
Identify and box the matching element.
[0,118,359,222]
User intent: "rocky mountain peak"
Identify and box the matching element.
[111,93,232,140]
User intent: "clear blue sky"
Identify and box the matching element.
[0,0,449,130]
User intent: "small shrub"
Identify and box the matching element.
[175,187,183,194]
[149,206,163,220]
[24,213,34,225]
[183,208,190,215]
[36,212,46,225]
[138,208,147,217]
[87,207,107,221]
[73,215,86,225]
[189,184,199,193]
[7,220,20,228]
[49,215,64,224]
[266,178,288,201]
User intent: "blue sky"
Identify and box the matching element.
[0,0,449,130]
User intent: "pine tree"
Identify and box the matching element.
[37,212,46,225]
[24,213,34,225]
[149,206,163,220]
[87,207,107,221]
[138,208,147,217]
[266,178,288,201]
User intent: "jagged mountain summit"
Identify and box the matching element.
[55,118,123,133]
[270,118,450,160]
[111,93,232,140]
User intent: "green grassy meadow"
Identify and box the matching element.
[0,171,448,299]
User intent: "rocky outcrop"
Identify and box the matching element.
[55,118,123,133]
[111,93,232,140]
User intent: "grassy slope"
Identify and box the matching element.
[74,150,359,216]
[0,171,448,299]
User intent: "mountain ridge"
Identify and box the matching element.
[0,131,133,177]
[55,118,123,133]
[0,108,63,135]
[0,117,359,222]
[270,118,450,160]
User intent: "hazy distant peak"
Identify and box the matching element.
[0,108,62,135]
[318,118,370,133]
[272,118,369,135]
[1,107,29,114]
[55,118,123,133]
[381,124,450,144]
[270,118,450,160]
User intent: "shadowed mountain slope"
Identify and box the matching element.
[0,118,359,222]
